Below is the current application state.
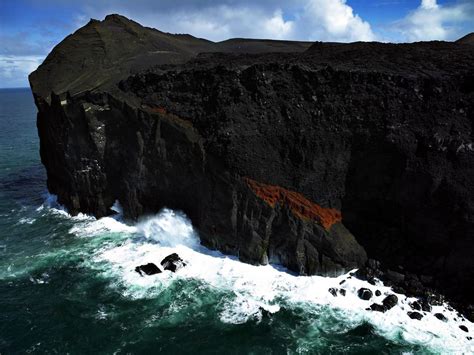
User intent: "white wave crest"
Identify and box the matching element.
[135,209,199,249]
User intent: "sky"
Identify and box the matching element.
[0,0,473,88]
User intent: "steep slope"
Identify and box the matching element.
[29,16,474,309]
[29,14,214,101]
[456,32,474,45]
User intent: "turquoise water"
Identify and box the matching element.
[0,88,472,354]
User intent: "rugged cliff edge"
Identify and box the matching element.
[30,15,474,308]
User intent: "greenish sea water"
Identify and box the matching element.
[0,88,472,354]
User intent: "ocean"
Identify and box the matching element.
[0,88,472,354]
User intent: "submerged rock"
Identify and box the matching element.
[358,288,373,301]
[161,253,186,272]
[135,263,162,276]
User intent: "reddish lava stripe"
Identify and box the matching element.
[244,178,342,230]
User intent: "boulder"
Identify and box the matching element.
[328,288,338,297]
[375,290,381,297]
[358,288,373,301]
[135,263,162,276]
[161,253,186,272]
[434,313,448,322]
[369,303,386,312]
[408,311,423,320]
[382,294,398,310]
[459,325,469,333]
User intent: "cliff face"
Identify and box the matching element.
[30,15,474,304]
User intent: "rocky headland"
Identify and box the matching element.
[29,14,474,316]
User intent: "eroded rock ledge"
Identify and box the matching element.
[29,14,474,309]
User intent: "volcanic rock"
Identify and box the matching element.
[382,295,398,310]
[135,263,162,276]
[408,311,423,320]
[369,303,386,312]
[434,313,448,322]
[161,253,186,272]
[358,288,373,301]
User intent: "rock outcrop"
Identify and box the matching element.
[161,253,186,272]
[135,263,162,276]
[29,15,474,308]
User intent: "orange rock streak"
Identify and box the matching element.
[244,178,341,230]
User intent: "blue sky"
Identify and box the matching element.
[1,0,473,88]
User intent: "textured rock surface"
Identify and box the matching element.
[135,263,161,276]
[29,15,474,306]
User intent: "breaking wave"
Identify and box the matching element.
[47,197,473,354]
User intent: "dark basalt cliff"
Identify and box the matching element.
[29,15,474,306]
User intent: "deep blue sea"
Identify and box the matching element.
[0,88,472,354]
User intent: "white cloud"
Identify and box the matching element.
[0,56,43,88]
[263,9,294,39]
[298,0,376,41]
[395,0,474,42]
[421,0,438,10]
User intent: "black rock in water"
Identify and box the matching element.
[434,313,448,322]
[135,263,162,276]
[161,253,186,272]
[375,290,381,297]
[358,288,373,301]
[382,295,398,310]
[459,325,469,333]
[28,14,474,312]
[408,311,423,320]
[328,288,338,297]
[369,303,386,312]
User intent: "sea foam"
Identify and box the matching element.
[55,200,474,353]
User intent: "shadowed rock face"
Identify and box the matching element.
[456,32,474,45]
[29,15,474,306]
